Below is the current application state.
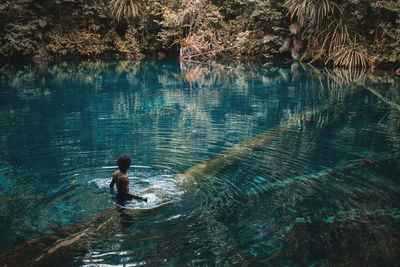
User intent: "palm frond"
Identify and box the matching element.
[284,0,340,28]
[319,21,352,55]
[110,0,140,22]
[309,20,367,68]
[326,43,369,69]
[173,33,202,52]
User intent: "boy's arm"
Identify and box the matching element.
[120,176,148,201]
[109,172,117,188]
[127,193,147,202]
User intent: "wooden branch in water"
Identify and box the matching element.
[174,103,334,189]
[0,206,119,266]
[0,203,170,266]
[246,151,400,197]
[363,85,400,112]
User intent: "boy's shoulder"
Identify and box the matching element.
[114,171,128,180]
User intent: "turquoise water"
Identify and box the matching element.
[0,59,399,265]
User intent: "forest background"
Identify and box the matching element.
[1,0,399,71]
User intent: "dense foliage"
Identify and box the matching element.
[0,0,399,69]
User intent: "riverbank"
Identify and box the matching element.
[1,0,399,71]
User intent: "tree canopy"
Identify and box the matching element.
[0,0,399,70]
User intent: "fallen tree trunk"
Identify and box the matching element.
[175,103,333,186]
[0,204,170,267]
[363,85,400,112]
[246,151,400,195]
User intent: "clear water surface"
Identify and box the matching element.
[0,59,399,266]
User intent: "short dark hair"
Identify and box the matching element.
[117,154,131,172]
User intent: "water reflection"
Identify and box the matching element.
[0,59,399,265]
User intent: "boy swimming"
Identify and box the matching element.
[110,154,147,202]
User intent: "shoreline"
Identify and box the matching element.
[0,54,399,76]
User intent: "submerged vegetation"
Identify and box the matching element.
[0,0,400,69]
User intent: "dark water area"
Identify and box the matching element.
[0,59,399,266]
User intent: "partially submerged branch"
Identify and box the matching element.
[363,85,400,112]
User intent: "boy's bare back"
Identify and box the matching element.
[110,171,130,196]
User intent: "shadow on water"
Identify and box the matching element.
[0,59,399,266]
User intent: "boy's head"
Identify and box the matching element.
[117,154,131,172]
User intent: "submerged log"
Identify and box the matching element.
[246,151,400,196]
[175,103,333,188]
[0,206,120,266]
[363,85,400,112]
[0,204,170,266]
[0,87,360,266]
